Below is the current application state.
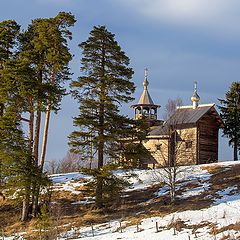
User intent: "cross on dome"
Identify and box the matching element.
[143,68,149,90]
[191,80,200,109]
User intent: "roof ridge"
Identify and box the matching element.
[177,103,215,109]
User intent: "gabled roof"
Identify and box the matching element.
[149,104,224,136]
[149,124,170,136]
[167,104,214,125]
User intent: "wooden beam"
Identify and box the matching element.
[21,117,30,123]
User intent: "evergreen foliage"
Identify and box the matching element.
[218,81,240,160]
[120,142,152,168]
[35,204,50,239]
[0,19,37,221]
[69,25,135,207]
[119,118,151,168]
[0,12,75,221]
[82,164,130,208]
[0,20,20,115]
[19,12,75,114]
[17,12,75,217]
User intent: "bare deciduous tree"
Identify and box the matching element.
[153,135,184,203]
[59,151,81,173]
[45,150,96,174]
[163,97,183,120]
[45,160,60,174]
[152,98,192,203]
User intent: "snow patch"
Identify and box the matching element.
[214,185,240,204]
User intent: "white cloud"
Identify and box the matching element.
[118,0,240,38]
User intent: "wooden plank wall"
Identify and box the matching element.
[144,111,220,167]
[175,127,197,165]
[143,138,169,167]
[144,127,197,167]
[198,113,218,164]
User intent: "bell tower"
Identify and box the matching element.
[131,69,160,122]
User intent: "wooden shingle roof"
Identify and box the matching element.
[149,104,224,136]
[167,104,214,125]
[138,88,154,105]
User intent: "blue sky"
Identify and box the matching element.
[1,0,239,160]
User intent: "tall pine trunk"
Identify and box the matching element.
[33,70,53,216]
[32,104,42,217]
[27,96,34,216]
[40,105,51,170]
[32,178,40,217]
[32,110,42,217]
[34,69,43,166]
[40,68,54,170]
[34,108,41,165]
[96,92,104,208]
[234,139,238,161]
[89,130,93,169]
[21,191,30,221]
[33,104,51,217]
[96,139,104,207]
[32,71,43,216]
[28,96,34,152]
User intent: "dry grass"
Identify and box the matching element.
[202,164,224,174]
[1,163,240,239]
[217,221,240,235]
[167,217,187,232]
[0,200,22,232]
[208,164,240,196]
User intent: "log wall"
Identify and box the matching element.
[198,113,218,164]
[144,127,197,167]
[143,110,220,168]
[175,127,197,165]
[143,138,169,167]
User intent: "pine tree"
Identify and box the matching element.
[0,20,20,115]
[18,12,75,170]
[18,12,75,215]
[0,15,72,220]
[35,204,50,239]
[69,26,135,207]
[119,118,150,168]
[36,12,76,171]
[0,20,31,221]
[218,81,240,160]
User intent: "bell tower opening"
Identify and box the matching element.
[131,69,161,125]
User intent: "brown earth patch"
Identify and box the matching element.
[2,163,240,239]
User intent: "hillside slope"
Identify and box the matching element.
[3,161,240,240]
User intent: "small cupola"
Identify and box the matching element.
[131,68,160,121]
[191,80,200,109]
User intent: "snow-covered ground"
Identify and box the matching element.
[58,197,240,240]
[55,161,240,240]
[57,198,240,240]
[50,172,91,195]
[4,161,240,240]
[50,164,211,195]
